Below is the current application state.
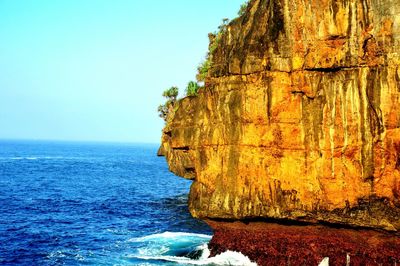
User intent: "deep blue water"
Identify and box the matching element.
[0,140,215,265]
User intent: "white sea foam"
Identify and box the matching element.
[318,257,329,266]
[3,156,94,161]
[134,250,257,266]
[10,157,24,160]
[47,250,67,258]
[129,232,257,266]
[8,156,39,160]
[129,231,212,242]
[9,156,38,160]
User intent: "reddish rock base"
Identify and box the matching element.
[207,220,400,266]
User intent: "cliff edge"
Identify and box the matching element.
[160,0,400,264]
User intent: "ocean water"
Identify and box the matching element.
[0,140,256,266]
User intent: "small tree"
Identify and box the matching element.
[158,86,179,122]
[162,86,178,102]
[185,81,200,96]
[157,104,169,121]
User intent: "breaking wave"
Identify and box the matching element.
[128,232,258,266]
[0,156,97,161]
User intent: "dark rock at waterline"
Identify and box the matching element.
[157,145,165,156]
[207,220,400,266]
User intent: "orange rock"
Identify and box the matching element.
[160,0,400,231]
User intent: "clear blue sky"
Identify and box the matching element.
[0,0,244,143]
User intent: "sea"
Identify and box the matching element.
[0,140,256,266]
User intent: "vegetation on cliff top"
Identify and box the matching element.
[157,80,203,122]
[196,1,250,82]
[196,18,229,82]
[158,1,250,122]
[185,81,201,97]
[158,86,178,122]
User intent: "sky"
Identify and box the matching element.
[0,0,244,143]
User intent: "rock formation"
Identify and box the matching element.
[207,220,400,265]
[160,0,400,264]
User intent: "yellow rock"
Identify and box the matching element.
[160,0,400,231]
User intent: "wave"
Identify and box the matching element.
[128,232,257,266]
[0,156,52,161]
[0,156,96,161]
[9,157,37,160]
[129,232,212,242]
[134,250,258,266]
[318,257,329,266]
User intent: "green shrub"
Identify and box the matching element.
[162,86,178,101]
[197,60,211,82]
[196,19,228,83]
[157,104,169,121]
[158,86,179,122]
[185,81,200,96]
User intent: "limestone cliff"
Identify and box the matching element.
[160,0,400,232]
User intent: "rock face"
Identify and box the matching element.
[160,0,400,263]
[162,0,400,231]
[160,0,400,232]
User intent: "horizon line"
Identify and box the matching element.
[0,137,160,145]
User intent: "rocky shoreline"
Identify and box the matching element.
[207,220,400,266]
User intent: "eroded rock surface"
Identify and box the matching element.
[207,220,400,266]
[160,0,400,232]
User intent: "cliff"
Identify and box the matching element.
[160,0,400,264]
